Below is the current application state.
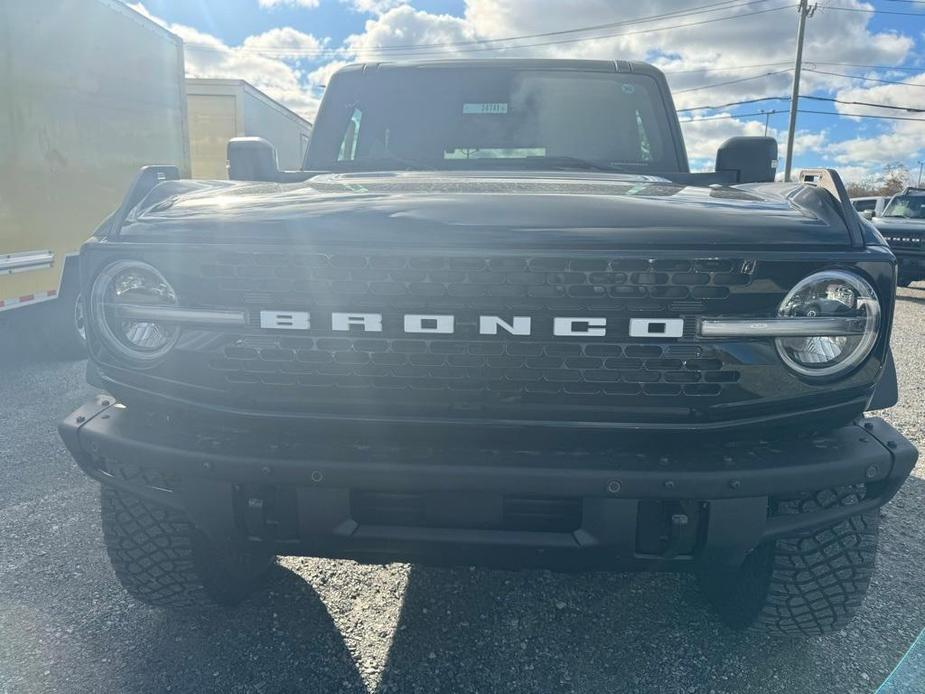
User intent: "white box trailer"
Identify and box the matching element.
[0,0,190,355]
[186,79,313,180]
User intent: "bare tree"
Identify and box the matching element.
[880,162,912,196]
[843,162,912,197]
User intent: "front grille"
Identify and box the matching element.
[200,252,754,315]
[350,491,582,533]
[184,252,763,409]
[210,337,735,399]
[883,233,925,251]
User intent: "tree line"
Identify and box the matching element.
[844,162,919,198]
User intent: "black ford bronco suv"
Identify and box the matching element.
[60,59,917,637]
[871,187,925,287]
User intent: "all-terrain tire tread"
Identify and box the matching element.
[100,488,271,608]
[100,488,214,607]
[702,484,879,637]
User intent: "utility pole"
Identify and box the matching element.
[918,161,923,187]
[784,0,816,182]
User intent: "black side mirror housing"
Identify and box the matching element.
[227,137,281,182]
[715,136,778,184]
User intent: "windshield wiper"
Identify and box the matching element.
[522,155,616,172]
[330,156,426,171]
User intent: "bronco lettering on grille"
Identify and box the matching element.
[258,311,684,338]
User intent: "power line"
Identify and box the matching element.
[185,2,795,58]
[799,107,925,121]
[679,108,925,122]
[802,94,925,112]
[824,5,925,16]
[672,68,792,93]
[677,96,788,111]
[804,67,925,87]
[335,0,777,54]
[678,93,925,113]
[811,62,924,72]
[679,110,783,122]
[662,61,793,74]
[204,0,776,56]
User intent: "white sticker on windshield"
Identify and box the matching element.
[463,103,509,114]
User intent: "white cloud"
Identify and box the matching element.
[308,60,352,88]
[258,0,321,9]
[242,27,325,58]
[343,5,476,58]
[342,0,406,15]
[680,115,773,165]
[129,3,322,119]
[822,72,925,177]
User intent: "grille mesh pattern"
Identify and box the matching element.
[209,338,737,398]
[882,233,925,251]
[199,253,752,313]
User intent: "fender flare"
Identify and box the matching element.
[868,349,899,411]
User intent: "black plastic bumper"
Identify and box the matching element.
[59,395,918,570]
[897,254,925,279]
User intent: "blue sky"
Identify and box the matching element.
[129,0,925,183]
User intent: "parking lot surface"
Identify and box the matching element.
[1,289,924,694]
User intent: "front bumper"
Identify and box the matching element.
[895,252,925,279]
[60,395,917,570]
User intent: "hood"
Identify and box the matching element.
[873,217,925,233]
[119,171,852,250]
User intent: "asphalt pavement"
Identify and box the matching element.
[1,290,924,694]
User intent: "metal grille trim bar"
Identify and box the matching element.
[700,317,865,338]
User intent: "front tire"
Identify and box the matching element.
[700,486,879,637]
[38,276,87,360]
[100,488,273,609]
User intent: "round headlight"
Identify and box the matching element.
[89,261,180,362]
[776,270,880,378]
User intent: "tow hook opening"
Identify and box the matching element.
[635,500,707,558]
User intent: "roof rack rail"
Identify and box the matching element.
[799,168,864,248]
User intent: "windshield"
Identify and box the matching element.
[305,67,680,173]
[883,195,925,219]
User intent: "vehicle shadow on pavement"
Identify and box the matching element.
[374,475,925,693]
[896,292,925,309]
[95,564,368,694]
[0,309,85,366]
[373,566,786,693]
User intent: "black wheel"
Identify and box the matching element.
[38,271,87,359]
[700,485,878,637]
[100,487,273,609]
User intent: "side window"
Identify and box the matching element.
[338,107,363,162]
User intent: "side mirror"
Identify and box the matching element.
[228,137,280,182]
[715,136,778,184]
[861,210,875,221]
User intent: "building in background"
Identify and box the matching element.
[186,78,313,180]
